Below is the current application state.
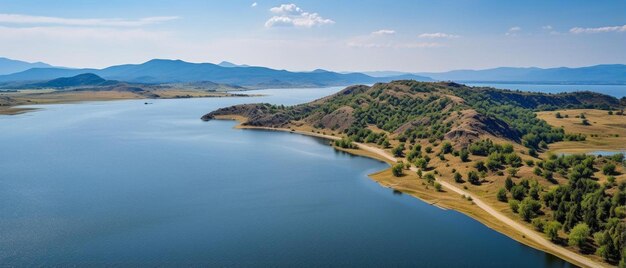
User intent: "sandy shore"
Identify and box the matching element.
[212,115,608,268]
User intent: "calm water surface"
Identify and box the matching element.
[467,83,626,98]
[0,87,574,267]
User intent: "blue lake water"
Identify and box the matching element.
[467,83,626,98]
[0,87,575,267]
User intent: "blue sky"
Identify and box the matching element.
[0,0,624,72]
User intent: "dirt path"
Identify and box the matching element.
[238,126,607,268]
[353,141,607,268]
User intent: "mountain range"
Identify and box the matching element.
[0,57,624,88]
[0,59,432,88]
[417,64,626,84]
[0,58,52,75]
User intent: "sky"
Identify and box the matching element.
[0,0,624,72]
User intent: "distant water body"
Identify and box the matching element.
[0,87,575,267]
[467,83,626,98]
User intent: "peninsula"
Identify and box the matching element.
[202,80,626,268]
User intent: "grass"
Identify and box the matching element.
[537,109,626,154]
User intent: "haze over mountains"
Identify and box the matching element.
[0,58,52,75]
[0,59,431,89]
[0,57,624,89]
[418,64,626,84]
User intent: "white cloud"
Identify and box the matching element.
[570,24,626,34]
[418,32,459,39]
[251,2,257,7]
[0,13,178,27]
[542,25,553,30]
[265,4,334,28]
[505,26,522,36]
[372,29,395,35]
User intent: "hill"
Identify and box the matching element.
[0,57,52,75]
[202,80,626,267]
[419,64,626,84]
[29,73,118,88]
[203,81,621,147]
[0,59,432,88]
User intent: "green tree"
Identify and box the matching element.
[505,177,514,191]
[509,199,520,213]
[497,188,508,202]
[544,221,562,242]
[441,142,452,154]
[467,171,480,185]
[453,172,463,183]
[434,182,442,192]
[568,223,590,249]
[392,143,405,157]
[603,163,616,175]
[518,197,542,221]
[459,149,470,162]
[392,163,404,177]
[510,185,526,201]
[507,167,519,177]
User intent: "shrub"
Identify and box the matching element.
[454,172,463,183]
[509,200,520,213]
[497,188,508,202]
[467,171,480,185]
[544,221,562,242]
[568,223,590,249]
[602,163,616,175]
[392,163,404,177]
[434,182,442,192]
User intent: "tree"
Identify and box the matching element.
[518,197,542,221]
[510,185,526,201]
[509,199,520,213]
[568,223,590,249]
[603,163,616,175]
[582,119,591,126]
[392,163,404,177]
[441,142,452,154]
[434,182,442,192]
[392,143,405,157]
[497,188,508,202]
[474,161,487,172]
[416,169,423,178]
[507,167,519,177]
[467,171,480,185]
[423,173,435,184]
[505,177,514,191]
[544,221,562,242]
[415,158,428,170]
[459,149,470,162]
[555,112,563,118]
[454,172,463,183]
[425,146,433,153]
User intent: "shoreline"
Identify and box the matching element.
[0,90,257,115]
[212,115,608,268]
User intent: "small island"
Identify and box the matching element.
[203,80,626,268]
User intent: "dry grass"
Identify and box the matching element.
[537,109,626,153]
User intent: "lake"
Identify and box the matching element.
[467,83,626,98]
[0,87,575,267]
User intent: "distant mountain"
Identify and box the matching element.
[28,73,119,88]
[0,57,52,75]
[0,59,433,88]
[419,64,626,84]
[218,61,250,68]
